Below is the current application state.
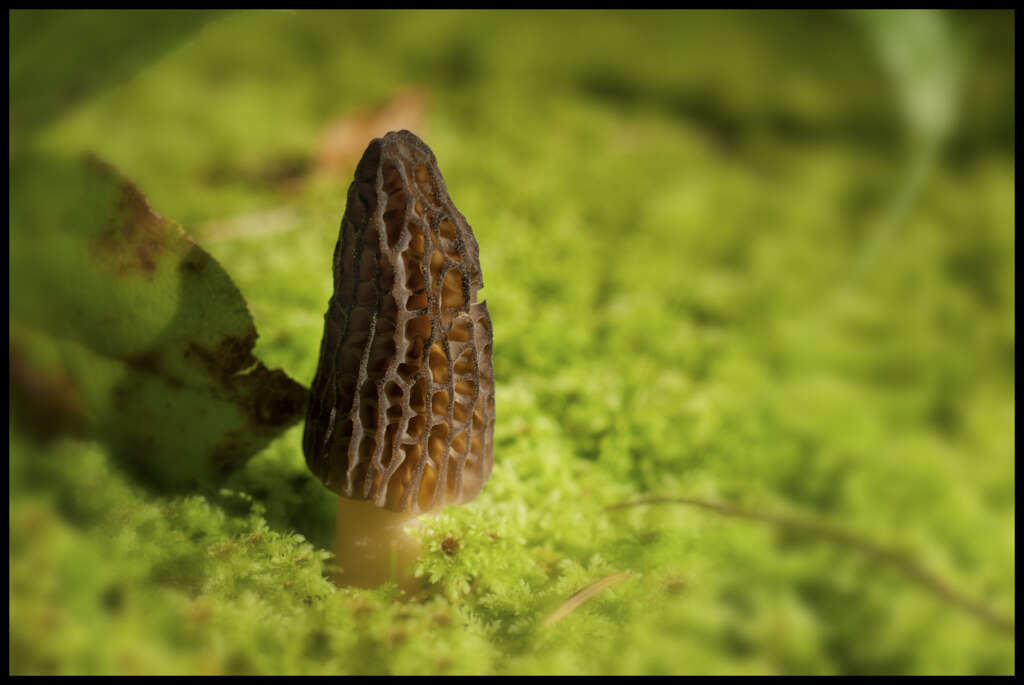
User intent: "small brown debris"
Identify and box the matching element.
[441,537,460,555]
[663,576,687,596]
[315,89,427,176]
[542,572,634,627]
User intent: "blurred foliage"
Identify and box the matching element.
[8,9,1014,675]
[10,10,307,489]
[9,156,307,489]
[9,10,215,149]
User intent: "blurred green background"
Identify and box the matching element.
[9,9,1014,675]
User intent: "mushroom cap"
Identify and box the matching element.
[304,130,495,513]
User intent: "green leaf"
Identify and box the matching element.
[10,154,308,490]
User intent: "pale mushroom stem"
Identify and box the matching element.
[334,497,423,591]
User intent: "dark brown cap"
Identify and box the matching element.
[304,131,495,513]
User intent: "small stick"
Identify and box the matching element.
[543,571,634,627]
[606,496,1014,636]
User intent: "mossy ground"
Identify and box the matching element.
[9,10,1014,675]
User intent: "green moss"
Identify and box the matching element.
[9,9,1014,675]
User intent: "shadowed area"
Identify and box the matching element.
[9,10,218,147]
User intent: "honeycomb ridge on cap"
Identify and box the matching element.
[303,130,495,513]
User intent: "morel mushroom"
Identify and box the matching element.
[304,130,495,589]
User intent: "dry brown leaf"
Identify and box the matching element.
[542,572,635,627]
[315,87,427,176]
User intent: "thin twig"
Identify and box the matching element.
[543,571,635,627]
[606,496,1013,636]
